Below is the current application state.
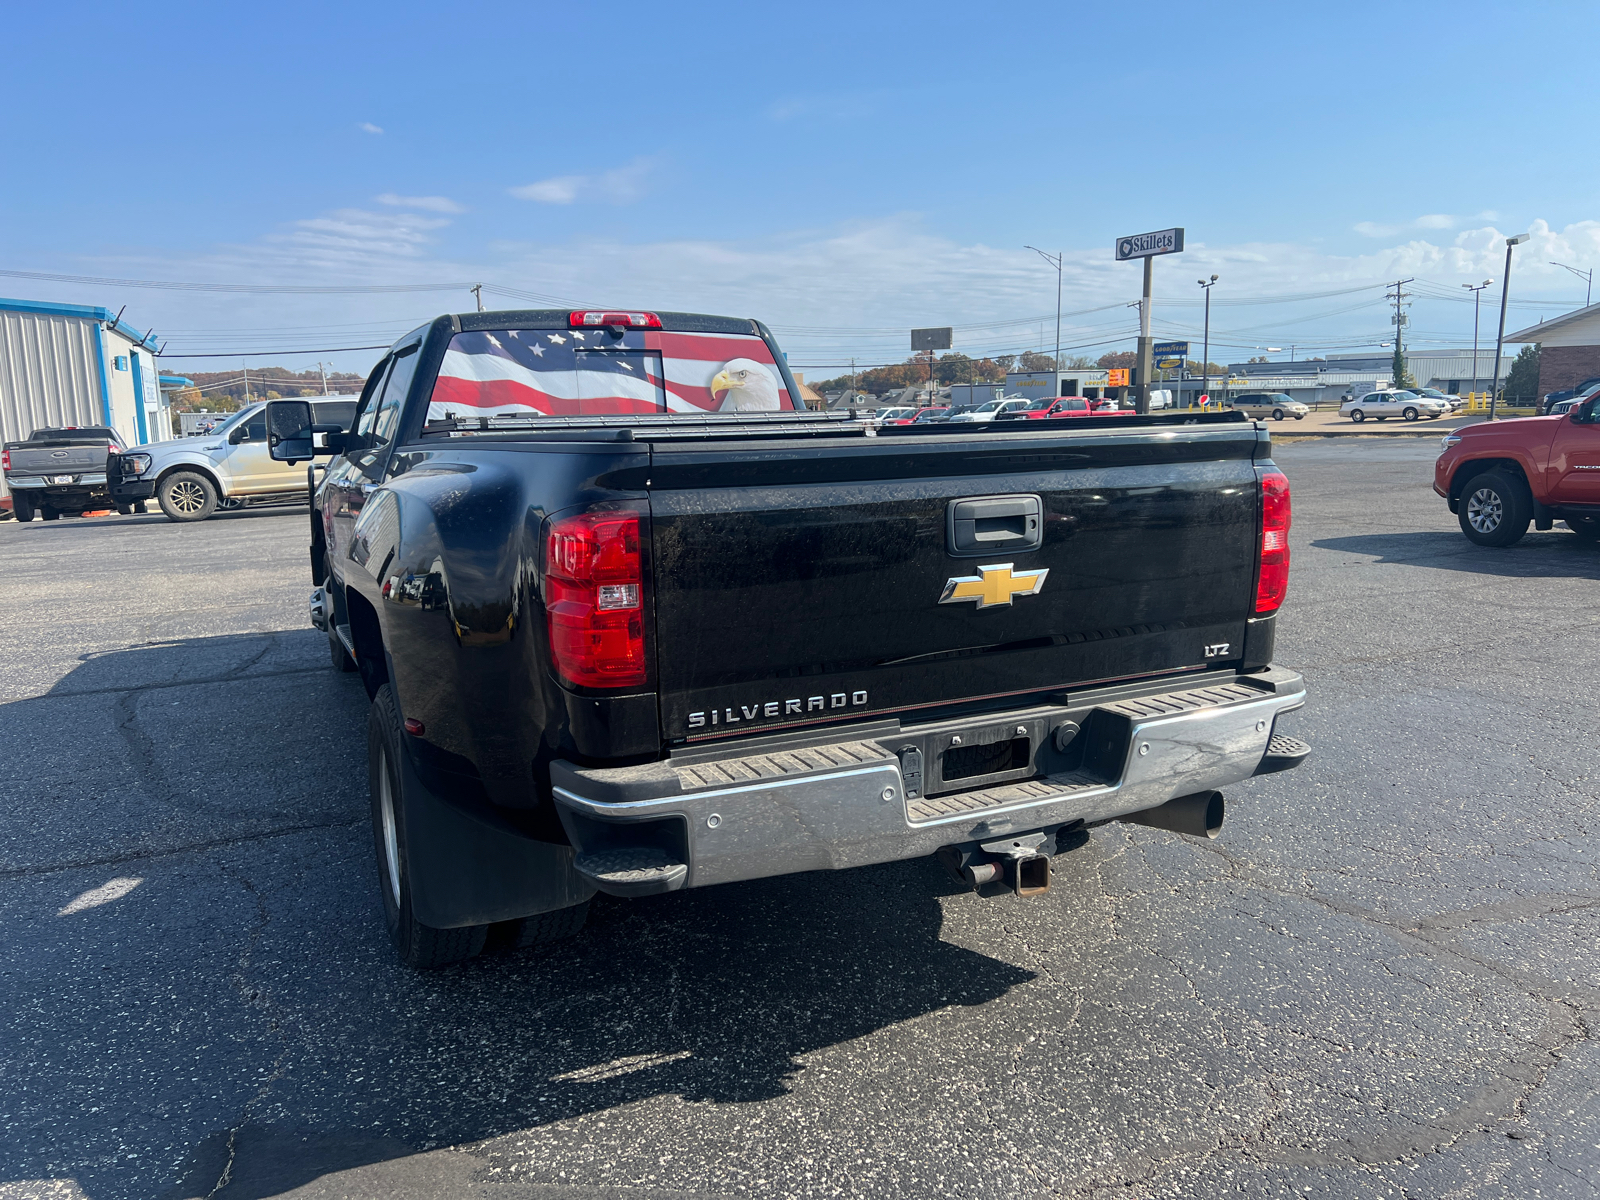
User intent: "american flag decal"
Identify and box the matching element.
[428,328,794,420]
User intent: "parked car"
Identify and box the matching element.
[1404,386,1464,414]
[4,426,133,520]
[1233,393,1310,421]
[1339,390,1448,422]
[1548,396,1584,416]
[109,397,358,522]
[948,399,1031,423]
[874,407,912,422]
[1540,376,1600,414]
[265,306,1308,968]
[1435,394,1600,545]
[889,406,951,425]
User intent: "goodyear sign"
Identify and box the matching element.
[1115,228,1185,261]
[1153,340,1188,357]
[1156,357,1183,370]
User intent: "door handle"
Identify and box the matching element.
[947,494,1044,556]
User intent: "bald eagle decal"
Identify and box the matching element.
[710,358,783,411]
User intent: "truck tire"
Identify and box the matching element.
[369,684,489,969]
[1459,470,1531,547]
[40,505,59,521]
[115,503,133,516]
[12,492,36,522]
[158,471,217,522]
[491,901,590,951]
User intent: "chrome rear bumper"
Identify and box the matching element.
[551,668,1307,895]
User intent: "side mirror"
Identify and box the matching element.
[268,400,346,462]
[228,424,250,445]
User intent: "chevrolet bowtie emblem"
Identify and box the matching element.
[939,563,1049,610]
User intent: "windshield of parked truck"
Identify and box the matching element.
[206,406,260,437]
[426,327,797,422]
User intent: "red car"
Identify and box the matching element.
[889,406,950,425]
[1433,396,1600,545]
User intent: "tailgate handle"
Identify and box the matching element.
[948,494,1043,556]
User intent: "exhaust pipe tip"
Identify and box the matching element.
[1122,790,1225,839]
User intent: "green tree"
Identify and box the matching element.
[1391,339,1416,389]
[1501,344,1540,403]
[1018,351,1057,372]
[1097,351,1137,370]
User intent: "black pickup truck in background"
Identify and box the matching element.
[4,426,138,520]
[268,308,1309,968]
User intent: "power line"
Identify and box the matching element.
[160,344,393,358]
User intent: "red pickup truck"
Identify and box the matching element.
[1434,396,1600,545]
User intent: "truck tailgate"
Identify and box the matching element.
[647,422,1264,741]
[7,443,110,475]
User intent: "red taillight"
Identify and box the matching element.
[1255,468,1291,614]
[1,449,8,471]
[107,444,121,455]
[545,509,647,688]
[569,310,662,329]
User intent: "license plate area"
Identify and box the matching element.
[892,709,1071,800]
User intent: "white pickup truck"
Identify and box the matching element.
[109,398,358,521]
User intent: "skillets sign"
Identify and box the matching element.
[1115,228,1184,261]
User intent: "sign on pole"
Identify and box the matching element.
[911,327,953,351]
[1106,368,1130,387]
[1153,340,1189,357]
[1115,228,1185,261]
[1156,357,1183,370]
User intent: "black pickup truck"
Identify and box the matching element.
[4,426,136,520]
[267,308,1309,968]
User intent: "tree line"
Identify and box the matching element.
[166,366,368,413]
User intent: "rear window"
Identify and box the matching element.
[28,426,118,441]
[428,328,796,422]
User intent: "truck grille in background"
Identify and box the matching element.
[942,736,1030,782]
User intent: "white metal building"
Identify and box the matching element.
[0,298,170,500]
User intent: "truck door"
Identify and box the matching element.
[214,407,276,493]
[1548,398,1600,504]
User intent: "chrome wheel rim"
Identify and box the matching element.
[169,480,206,514]
[378,747,401,908]
[1467,487,1503,533]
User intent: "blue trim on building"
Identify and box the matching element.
[129,351,151,444]
[158,375,193,388]
[92,322,115,427]
[0,296,152,346]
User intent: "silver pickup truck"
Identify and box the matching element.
[110,398,357,521]
[4,426,134,520]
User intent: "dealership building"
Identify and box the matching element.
[0,298,171,490]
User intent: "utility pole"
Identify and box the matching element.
[1025,246,1064,391]
[312,360,331,395]
[1386,278,1415,388]
[471,283,484,312]
[1463,280,1493,398]
[1489,234,1531,420]
[241,359,250,407]
[1198,275,1218,408]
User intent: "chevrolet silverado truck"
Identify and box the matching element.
[109,397,358,521]
[4,426,133,520]
[1434,394,1600,546]
[266,308,1310,969]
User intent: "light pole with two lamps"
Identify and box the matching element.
[1197,275,1218,407]
[1462,279,1493,399]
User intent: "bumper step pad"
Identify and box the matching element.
[1254,733,1311,776]
[906,773,1100,824]
[573,848,688,897]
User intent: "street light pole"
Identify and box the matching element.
[1489,235,1531,421]
[1550,261,1593,307]
[1197,275,1217,408]
[1025,246,1063,385]
[1462,280,1492,400]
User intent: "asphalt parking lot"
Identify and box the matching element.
[1,440,1597,1200]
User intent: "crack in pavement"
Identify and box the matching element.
[0,817,364,880]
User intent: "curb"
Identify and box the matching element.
[1270,428,1454,439]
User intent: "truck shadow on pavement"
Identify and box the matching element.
[1312,529,1600,578]
[0,632,1035,1200]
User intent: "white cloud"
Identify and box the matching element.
[1415,213,1456,229]
[509,158,655,205]
[358,122,384,135]
[376,193,466,214]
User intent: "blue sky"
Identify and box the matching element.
[2,0,1597,378]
